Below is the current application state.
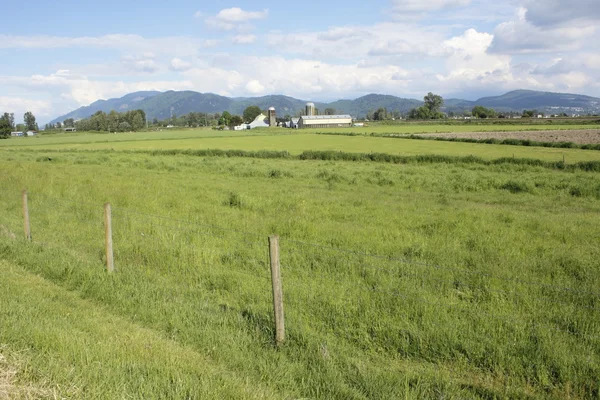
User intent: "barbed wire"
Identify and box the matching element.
[280,253,600,315]
[281,238,600,298]
[112,206,264,241]
[112,211,265,247]
[280,275,598,342]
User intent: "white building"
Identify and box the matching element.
[298,115,353,129]
[234,113,269,130]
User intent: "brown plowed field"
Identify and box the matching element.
[417,129,600,144]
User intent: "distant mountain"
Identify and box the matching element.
[49,89,600,124]
[474,90,600,113]
[55,91,161,123]
[327,94,422,117]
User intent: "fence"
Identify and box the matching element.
[6,189,600,353]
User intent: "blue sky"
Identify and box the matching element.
[1,0,599,123]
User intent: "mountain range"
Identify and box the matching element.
[49,89,600,124]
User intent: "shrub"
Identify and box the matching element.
[223,192,243,208]
[500,181,532,194]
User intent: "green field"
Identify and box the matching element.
[1,130,599,398]
[3,122,599,148]
[5,131,600,163]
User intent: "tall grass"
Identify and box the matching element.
[0,150,599,398]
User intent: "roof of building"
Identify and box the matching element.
[300,115,352,120]
[268,107,275,111]
[306,102,315,106]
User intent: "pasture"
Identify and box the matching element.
[5,129,600,163]
[0,128,599,399]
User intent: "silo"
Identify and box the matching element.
[268,107,276,127]
[305,102,315,116]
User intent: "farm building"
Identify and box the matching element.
[298,115,353,129]
[235,107,277,130]
[286,118,299,128]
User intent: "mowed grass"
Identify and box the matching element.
[11,132,600,163]
[0,149,599,398]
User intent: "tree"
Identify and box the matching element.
[107,110,120,132]
[131,113,145,131]
[2,112,14,130]
[243,106,262,123]
[472,105,497,119]
[63,118,75,128]
[373,107,388,121]
[230,115,243,128]
[56,122,62,129]
[324,108,337,115]
[24,111,37,131]
[0,113,11,138]
[118,121,131,132]
[522,110,536,118]
[408,93,445,120]
[219,111,232,126]
[423,92,444,113]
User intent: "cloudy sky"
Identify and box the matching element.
[1,0,599,123]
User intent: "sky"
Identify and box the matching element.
[1,0,599,123]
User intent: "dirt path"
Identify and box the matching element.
[415,129,600,144]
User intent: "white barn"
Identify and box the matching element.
[298,115,352,129]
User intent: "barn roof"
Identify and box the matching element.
[300,115,352,120]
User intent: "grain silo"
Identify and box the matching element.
[305,102,315,116]
[268,107,276,127]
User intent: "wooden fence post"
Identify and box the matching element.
[269,235,285,345]
[104,203,114,273]
[22,190,31,241]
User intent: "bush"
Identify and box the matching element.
[500,181,532,194]
[223,192,243,208]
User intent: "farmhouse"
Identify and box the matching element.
[298,114,353,129]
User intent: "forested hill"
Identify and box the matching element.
[49,89,600,124]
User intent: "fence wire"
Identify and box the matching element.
[4,190,599,359]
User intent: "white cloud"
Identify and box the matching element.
[268,23,449,60]
[170,58,192,72]
[193,11,203,18]
[0,97,53,119]
[232,34,257,45]
[489,7,597,54]
[121,54,159,73]
[205,8,268,31]
[245,80,265,94]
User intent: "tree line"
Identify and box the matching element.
[0,111,38,138]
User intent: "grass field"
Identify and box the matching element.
[1,144,599,398]
[5,132,600,163]
[3,122,600,148]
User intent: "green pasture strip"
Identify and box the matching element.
[0,260,277,399]
[7,133,600,163]
[0,127,279,148]
[5,146,600,172]
[1,151,599,398]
